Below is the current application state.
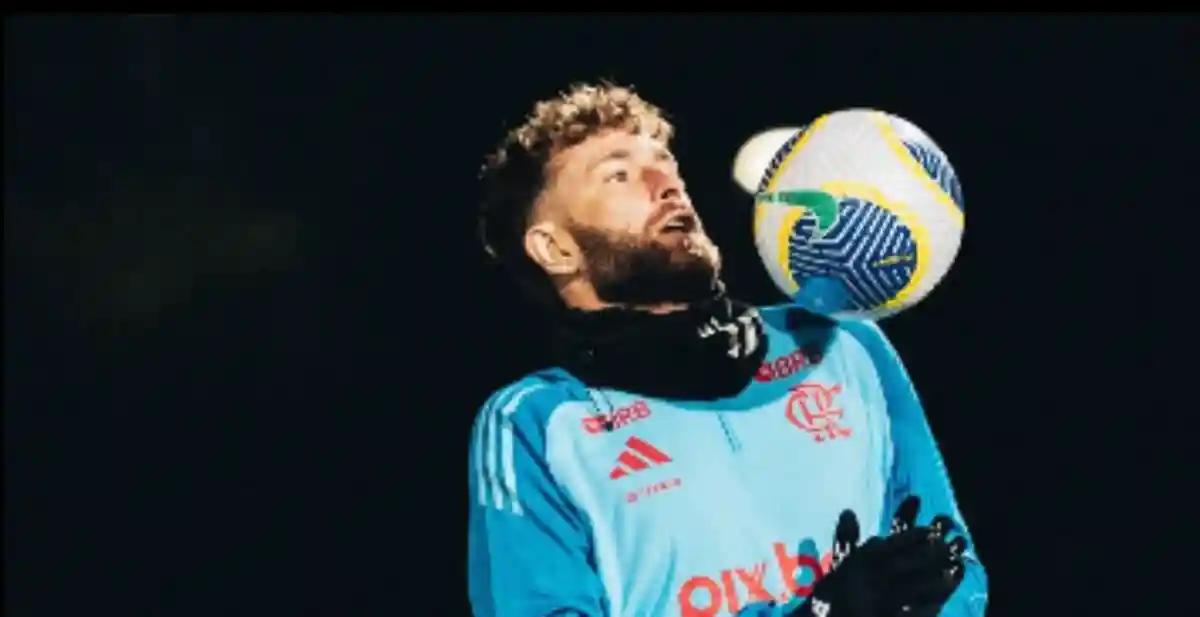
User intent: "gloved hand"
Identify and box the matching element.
[786,496,967,617]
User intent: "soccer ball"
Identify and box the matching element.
[736,110,965,320]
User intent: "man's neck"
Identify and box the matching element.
[559,282,688,315]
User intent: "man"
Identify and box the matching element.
[468,82,988,617]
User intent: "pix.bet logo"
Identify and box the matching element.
[675,540,834,617]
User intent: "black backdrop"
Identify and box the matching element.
[6,15,1195,617]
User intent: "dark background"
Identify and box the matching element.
[5,15,1195,617]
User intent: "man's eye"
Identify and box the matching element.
[605,169,629,183]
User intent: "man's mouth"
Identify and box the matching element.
[658,211,697,235]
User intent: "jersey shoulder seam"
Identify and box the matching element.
[478,371,588,435]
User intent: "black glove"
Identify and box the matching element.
[787,496,967,617]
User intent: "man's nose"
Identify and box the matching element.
[645,167,683,202]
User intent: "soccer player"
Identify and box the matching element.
[468,83,988,617]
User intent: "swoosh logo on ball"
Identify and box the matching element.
[756,190,840,237]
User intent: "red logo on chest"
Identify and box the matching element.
[785,383,852,442]
[755,348,812,382]
[583,400,652,434]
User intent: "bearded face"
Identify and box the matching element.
[568,221,720,306]
[523,129,724,309]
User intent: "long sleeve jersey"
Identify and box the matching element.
[467,305,988,617]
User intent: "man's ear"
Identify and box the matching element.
[524,221,580,276]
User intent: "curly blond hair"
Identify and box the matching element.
[478,82,674,308]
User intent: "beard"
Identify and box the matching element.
[568,223,720,306]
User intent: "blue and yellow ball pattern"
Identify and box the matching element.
[752,110,964,319]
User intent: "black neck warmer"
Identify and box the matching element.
[549,293,769,401]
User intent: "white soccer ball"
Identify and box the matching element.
[738,110,965,320]
[732,127,803,194]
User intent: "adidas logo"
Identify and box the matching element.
[609,437,672,480]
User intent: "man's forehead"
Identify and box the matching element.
[553,130,672,173]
